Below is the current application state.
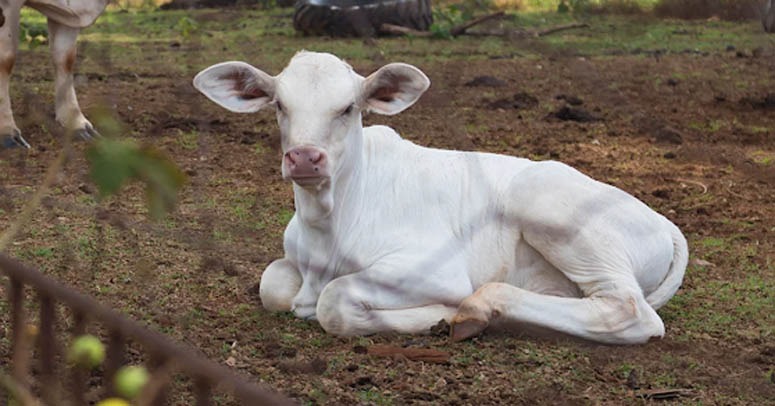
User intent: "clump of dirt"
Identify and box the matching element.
[548,106,601,122]
[488,91,539,109]
[199,256,240,276]
[633,116,684,144]
[465,75,506,87]
[276,357,327,375]
[555,94,584,105]
[739,93,775,109]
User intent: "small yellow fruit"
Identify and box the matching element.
[95,398,129,406]
[67,335,105,369]
[114,365,150,400]
[96,398,130,406]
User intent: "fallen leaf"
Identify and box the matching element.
[690,258,716,267]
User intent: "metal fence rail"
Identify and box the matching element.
[0,253,295,405]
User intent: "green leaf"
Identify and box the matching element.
[135,145,186,220]
[86,138,138,198]
[86,138,185,220]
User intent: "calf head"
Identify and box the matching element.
[194,51,430,189]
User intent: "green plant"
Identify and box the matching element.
[430,0,496,38]
[176,130,199,150]
[19,21,48,47]
[175,16,200,39]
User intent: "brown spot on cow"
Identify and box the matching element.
[0,54,14,75]
[63,48,77,73]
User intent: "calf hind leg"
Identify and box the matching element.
[451,281,665,345]
[47,20,99,140]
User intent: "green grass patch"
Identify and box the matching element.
[32,6,769,69]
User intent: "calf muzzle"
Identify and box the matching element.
[284,146,330,185]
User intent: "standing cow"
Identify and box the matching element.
[194,52,688,345]
[0,0,107,148]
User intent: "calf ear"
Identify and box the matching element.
[193,62,276,113]
[361,63,430,115]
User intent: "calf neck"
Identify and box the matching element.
[194,51,688,345]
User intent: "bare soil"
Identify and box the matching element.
[0,14,773,405]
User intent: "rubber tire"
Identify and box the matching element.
[294,0,433,37]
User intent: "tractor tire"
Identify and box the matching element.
[293,0,433,37]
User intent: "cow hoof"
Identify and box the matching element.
[74,124,101,141]
[450,317,488,342]
[1,129,31,149]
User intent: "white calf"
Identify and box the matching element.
[0,0,107,148]
[194,51,688,345]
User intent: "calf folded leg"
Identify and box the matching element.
[47,20,98,140]
[259,258,302,312]
[316,267,470,336]
[451,281,664,345]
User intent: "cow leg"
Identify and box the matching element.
[259,258,302,312]
[315,268,469,336]
[765,0,775,33]
[451,280,665,345]
[0,1,29,148]
[47,19,98,140]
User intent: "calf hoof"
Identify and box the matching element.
[1,130,31,149]
[74,124,101,141]
[450,317,488,342]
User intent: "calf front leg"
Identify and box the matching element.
[259,258,302,312]
[451,281,665,345]
[47,20,98,140]
[0,1,29,148]
[315,267,470,336]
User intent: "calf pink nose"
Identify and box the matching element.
[285,146,328,179]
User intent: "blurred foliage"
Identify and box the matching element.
[431,0,496,38]
[654,0,762,20]
[19,21,48,47]
[87,138,185,220]
[174,16,200,38]
[85,111,185,220]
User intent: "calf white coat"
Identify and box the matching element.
[194,51,688,345]
[0,0,107,148]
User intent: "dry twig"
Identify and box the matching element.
[367,344,450,363]
[380,11,506,37]
[0,371,41,406]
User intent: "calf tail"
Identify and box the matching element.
[645,220,688,310]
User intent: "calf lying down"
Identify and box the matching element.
[194,51,688,345]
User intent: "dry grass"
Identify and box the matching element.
[654,0,764,20]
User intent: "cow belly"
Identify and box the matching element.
[26,0,106,27]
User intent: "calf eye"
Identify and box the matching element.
[341,104,354,116]
[275,100,284,113]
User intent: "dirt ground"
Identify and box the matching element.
[1,9,774,405]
